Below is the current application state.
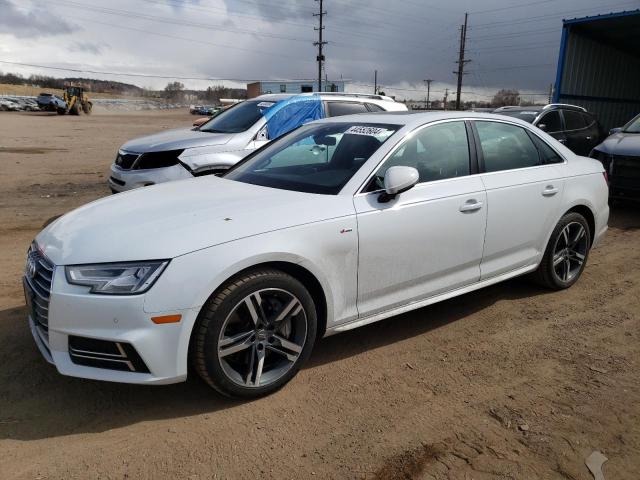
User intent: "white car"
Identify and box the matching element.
[108,93,407,193]
[25,112,609,398]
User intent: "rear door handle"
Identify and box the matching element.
[459,199,483,212]
[542,185,559,196]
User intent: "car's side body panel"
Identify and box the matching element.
[354,177,487,317]
[479,164,566,279]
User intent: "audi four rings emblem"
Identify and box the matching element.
[26,256,37,279]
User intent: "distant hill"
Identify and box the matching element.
[0,71,143,95]
[0,71,246,101]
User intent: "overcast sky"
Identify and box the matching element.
[0,0,636,101]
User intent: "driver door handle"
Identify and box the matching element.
[459,199,483,212]
[542,185,559,196]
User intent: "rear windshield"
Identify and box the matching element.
[224,122,400,194]
[494,110,540,124]
[199,100,276,134]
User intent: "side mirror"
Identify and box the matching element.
[537,123,547,131]
[378,166,419,203]
[609,127,622,135]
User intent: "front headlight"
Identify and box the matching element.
[65,261,169,295]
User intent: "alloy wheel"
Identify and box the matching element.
[552,221,588,283]
[217,288,308,388]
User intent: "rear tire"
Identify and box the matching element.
[531,212,591,290]
[82,102,92,114]
[192,269,317,398]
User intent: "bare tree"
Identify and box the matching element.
[164,81,185,100]
[492,89,520,107]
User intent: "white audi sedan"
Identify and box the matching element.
[24,112,608,398]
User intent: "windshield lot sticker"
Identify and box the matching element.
[345,126,390,136]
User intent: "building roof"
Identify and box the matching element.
[562,9,640,57]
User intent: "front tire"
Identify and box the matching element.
[192,269,317,398]
[532,212,591,289]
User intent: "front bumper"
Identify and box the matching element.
[108,163,193,193]
[25,263,197,385]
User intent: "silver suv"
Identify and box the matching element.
[109,93,407,192]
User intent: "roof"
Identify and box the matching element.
[254,92,398,103]
[312,111,539,129]
[562,9,640,57]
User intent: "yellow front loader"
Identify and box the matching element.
[61,85,92,115]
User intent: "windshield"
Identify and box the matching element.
[494,110,539,124]
[223,122,401,194]
[623,114,640,133]
[199,100,276,134]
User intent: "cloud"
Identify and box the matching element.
[0,0,75,38]
[69,41,108,55]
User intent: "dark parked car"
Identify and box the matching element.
[493,104,602,156]
[590,113,640,201]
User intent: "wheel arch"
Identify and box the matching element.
[565,204,596,245]
[191,260,329,342]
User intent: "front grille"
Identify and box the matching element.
[611,155,640,180]
[134,150,183,170]
[24,245,54,341]
[68,336,150,373]
[115,151,140,170]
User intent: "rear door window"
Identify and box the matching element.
[475,121,541,172]
[538,111,562,133]
[366,103,385,112]
[563,110,587,131]
[327,102,369,117]
[528,133,563,164]
[581,112,595,127]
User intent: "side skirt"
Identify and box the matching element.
[324,263,538,336]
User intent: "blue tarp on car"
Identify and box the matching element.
[263,95,325,139]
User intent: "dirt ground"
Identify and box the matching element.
[0,109,638,480]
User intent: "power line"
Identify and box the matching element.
[471,63,555,73]
[470,0,557,15]
[470,0,639,28]
[468,27,559,41]
[44,0,311,43]
[139,0,316,30]
[0,60,288,83]
[468,41,559,53]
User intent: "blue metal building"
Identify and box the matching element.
[553,9,640,131]
[247,80,345,98]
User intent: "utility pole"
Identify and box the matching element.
[443,88,449,110]
[374,70,378,95]
[313,0,327,93]
[424,79,432,110]
[453,12,470,110]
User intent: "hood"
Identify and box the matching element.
[36,177,354,265]
[596,132,640,157]
[120,128,235,153]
